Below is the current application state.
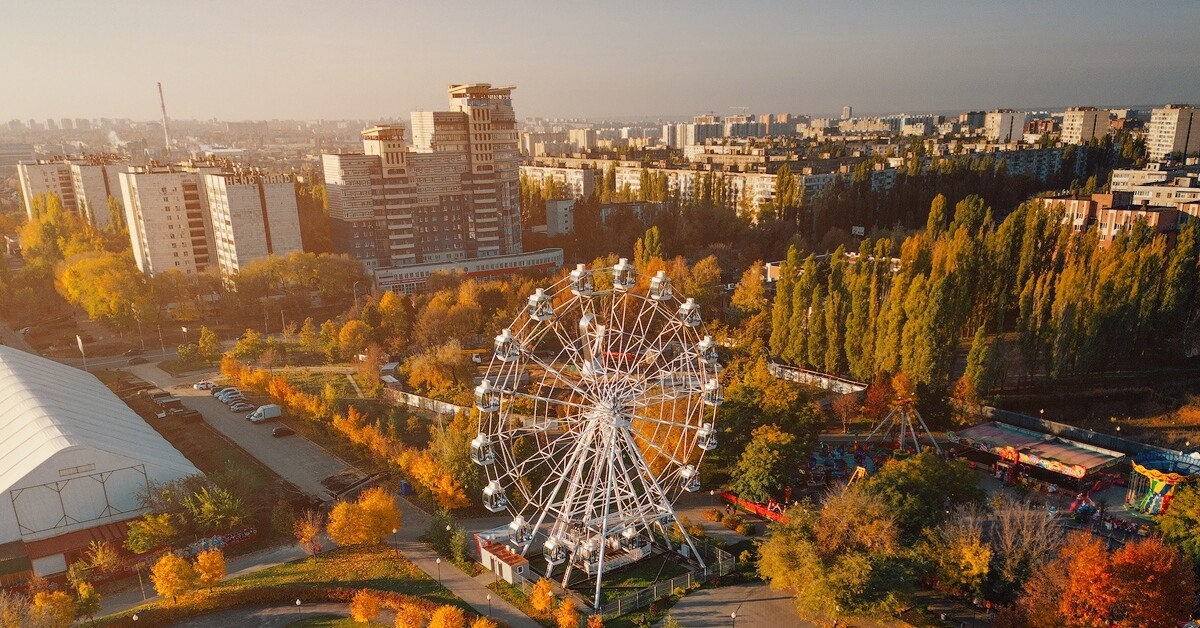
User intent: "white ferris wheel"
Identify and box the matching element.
[471,259,722,610]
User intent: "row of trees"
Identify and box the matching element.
[769,195,1200,394]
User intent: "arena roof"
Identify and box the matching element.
[0,345,199,497]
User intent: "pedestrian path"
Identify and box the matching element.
[394,496,542,628]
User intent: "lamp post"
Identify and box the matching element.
[710,489,716,507]
[436,557,441,582]
[134,560,146,602]
[392,528,399,556]
[353,281,361,310]
[132,614,137,622]
[295,598,301,623]
[730,610,737,628]
[181,326,189,347]
[131,305,145,351]
[157,324,165,353]
[487,593,492,618]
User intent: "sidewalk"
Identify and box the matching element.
[394,496,542,628]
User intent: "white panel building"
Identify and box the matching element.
[0,346,200,579]
[205,173,303,276]
[120,167,216,276]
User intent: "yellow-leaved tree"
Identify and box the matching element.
[531,577,555,615]
[429,604,466,628]
[350,589,382,623]
[31,590,75,627]
[556,598,580,628]
[470,616,499,628]
[294,509,324,556]
[76,581,102,624]
[394,602,427,628]
[194,548,226,592]
[587,614,605,628]
[327,486,401,546]
[151,552,197,603]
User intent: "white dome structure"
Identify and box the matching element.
[0,346,200,579]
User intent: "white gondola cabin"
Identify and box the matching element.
[677,298,701,327]
[470,433,495,465]
[680,464,700,492]
[648,270,673,301]
[527,288,554,321]
[612,257,636,291]
[483,480,508,512]
[494,329,520,362]
[569,263,595,296]
[475,379,500,413]
[702,378,723,406]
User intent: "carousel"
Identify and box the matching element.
[1125,451,1200,515]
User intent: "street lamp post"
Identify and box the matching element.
[295,599,301,623]
[157,324,165,353]
[487,593,492,617]
[731,610,737,628]
[353,281,361,310]
[436,557,441,582]
[135,561,146,602]
[131,614,137,622]
[392,528,399,556]
[181,326,189,347]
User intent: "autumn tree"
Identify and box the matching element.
[471,617,500,628]
[556,598,581,628]
[429,604,467,628]
[730,261,766,322]
[84,540,120,576]
[150,552,197,603]
[75,581,101,625]
[1158,482,1200,564]
[731,424,805,503]
[340,319,372,358]
[919,506,991,598]
[1108,536,1197,627]
[862,449,982,542]
[231,329,266,362]
[326,487,401,546]
[350,589,383,623]
[294,509,324,556]
[531,577,555,615]
[395,602,428,628]
[757,491,911,616]
[124,512,177,553]
[194,548,226,592]
[181,486,247,533]
[988,499,1063,600]
[586,615,605,628]
[30,591,75,627]
[196,326,221,363]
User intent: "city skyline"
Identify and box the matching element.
[4,0,1200,122]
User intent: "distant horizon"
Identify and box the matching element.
[3,1,1199,121]
[9,102,1186,127]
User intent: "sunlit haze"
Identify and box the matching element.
[5,0,1200,121]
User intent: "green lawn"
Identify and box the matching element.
[99,545,466,626]
[291,617,389,627]
[579,556,691,602]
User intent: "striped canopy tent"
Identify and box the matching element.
[1126,451,1200,515]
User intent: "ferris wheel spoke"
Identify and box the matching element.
[627,427,687,469]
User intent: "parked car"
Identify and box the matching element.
[193,380,214,390]
[123,348,143,356]
[229,401,255,413]
[127,357,148,365]
[271,426,295,438]
[211,386,233,396]
[221,394,246,405]
[215,388,241,401]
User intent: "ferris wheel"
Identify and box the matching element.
[471,259,722,610]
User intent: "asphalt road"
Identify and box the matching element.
[174,384,357,501]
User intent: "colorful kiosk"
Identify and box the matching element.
[948,421,1126,488]
[1125,451,1200,515]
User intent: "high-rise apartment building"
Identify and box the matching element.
[120,166,216,276]
[204,173,304,276]
[324,83,523,271]
[1147,104,1199,162]
[842,105,853,120]
[18,157,125,228]
[984,109,1028,143]
[1060,107,1109,145]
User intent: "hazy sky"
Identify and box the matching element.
[4,0,1199,121]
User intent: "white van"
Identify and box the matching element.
[248,404,282,423]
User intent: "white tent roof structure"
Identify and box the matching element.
[0,346,199,542]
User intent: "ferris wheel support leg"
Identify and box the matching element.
[592,425,619,611]
[619,429,707,571]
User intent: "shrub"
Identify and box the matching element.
[704,508,724,522]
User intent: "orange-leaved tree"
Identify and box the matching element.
[150,552,197,603]
[194,548,226,592]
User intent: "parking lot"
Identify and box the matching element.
[175,384,358,501]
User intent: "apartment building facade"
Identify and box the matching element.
[1147,105,1199,162]
[1060,107,1109,145]
[205,173,303,276]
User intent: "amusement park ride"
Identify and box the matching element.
[863,375,941,457]
[471,260,722,611]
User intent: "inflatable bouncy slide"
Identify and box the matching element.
[1125,451,1200,515]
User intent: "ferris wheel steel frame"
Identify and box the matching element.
[472,259,722,610]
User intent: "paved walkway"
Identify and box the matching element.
[172,602,361,627]
[394,497,541,628]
